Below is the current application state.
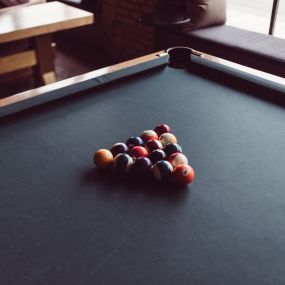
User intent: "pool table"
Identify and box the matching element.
[0,47,285,285]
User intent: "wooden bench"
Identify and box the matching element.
[0,1,93,85]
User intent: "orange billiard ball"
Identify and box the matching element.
[93,149,113,169]
[172,164,195,185]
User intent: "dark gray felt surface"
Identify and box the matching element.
[1,59,285,285]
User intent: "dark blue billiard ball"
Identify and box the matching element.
[113,153,134,174]
[126,136,144,149]
[132,157,152,176]
[151,160,173,182]
[164,143,182,157]
[110,142,129,157]
[149,149,166,164]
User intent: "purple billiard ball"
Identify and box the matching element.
[132,157,152,176]
[126,136,144,149]
[149,149,166,164]
[110,142,129,157]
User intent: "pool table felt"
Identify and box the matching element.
[0,57,285,284]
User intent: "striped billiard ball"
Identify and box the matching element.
[126,136,144,149]
[159,133,177,147]
[151,160,173,182]
[113,153,134,174]
[168,152,188,168]
[164,143,182,156]
[145,139,163,153]
[110,142,129,157]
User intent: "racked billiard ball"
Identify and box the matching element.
[154,124,171,137]
[149,149,166,164]
[168,152,188,168]
[140,130,158,143]
[130,146,149,159]
[126,136,144,149]
[159,133,177,147]
[145,139,163,153]
[172,164,195,185]
[110,142,129,157]
[132,157,152,176]
[151,160,173,182]
[93,149,113,169]
[113,153,134,174]
[164,143,182,156]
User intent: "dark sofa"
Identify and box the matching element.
[171,25,285,78]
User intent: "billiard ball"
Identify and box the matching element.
[151,160,173,181]
[126,136,144,149]
[172,164,195,185]
[168,152,188,168]
[132,157,152,176]
[110,142,129,157]
[149,149,166,164]
[130,146,149,159]
[93,149,113,169]
[159,133,177,146]
[145,139,163,153]
[154,124,171,137]
[113,153,134,174]
[164,143,182,156]
[140,130,158,142]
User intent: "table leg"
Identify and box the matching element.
[33,34,56,85]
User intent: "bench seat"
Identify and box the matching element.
[171,25,285,78]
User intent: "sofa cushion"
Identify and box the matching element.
[183,0,226,31]
[173,25,285,77]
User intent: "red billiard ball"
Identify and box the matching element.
[93,149,113,169]
[132,157,152,176]
[140,130,158,143]
[149,149,166,164]
[154,124,171,137]
[130,146,149,159]
[172,164,195,185]
[151,160,173,182]
[110,142,129,157]
[168,152,188,168]
[145,139,163,153]
[126,136,144,149]
[113,153,134,174]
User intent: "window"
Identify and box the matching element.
[227,0,285,39]
[275,0,285,38]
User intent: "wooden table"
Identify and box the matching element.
[0,1,93,84]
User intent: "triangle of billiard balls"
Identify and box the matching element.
[93,124,195,186]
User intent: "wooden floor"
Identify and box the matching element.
[0,35,110,98]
